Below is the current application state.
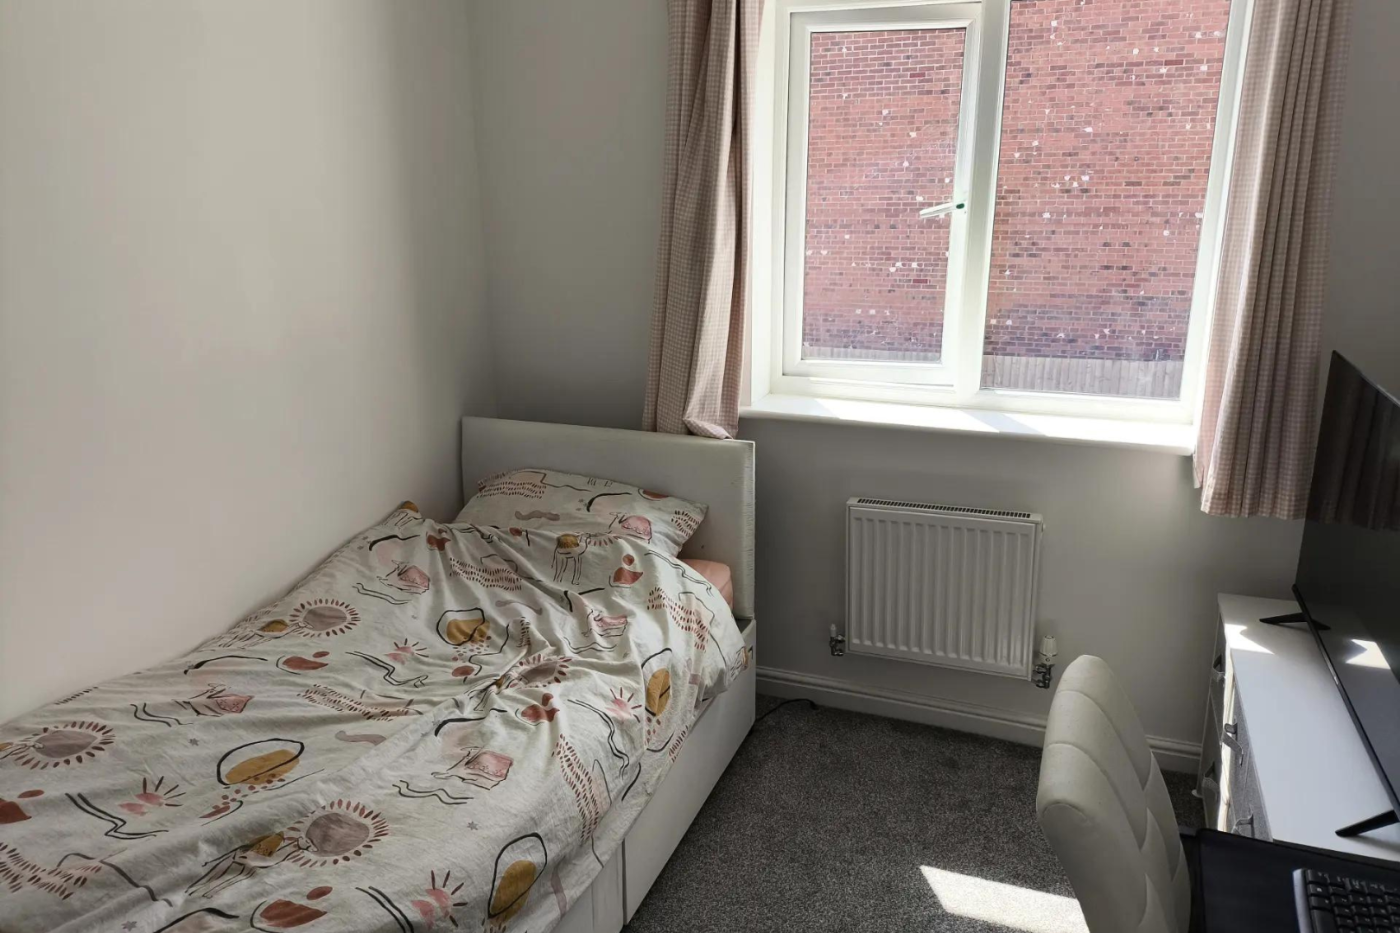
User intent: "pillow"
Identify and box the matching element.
[682,559,733,609]
[456,468,707,557]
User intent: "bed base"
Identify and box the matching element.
[557,619,756,933]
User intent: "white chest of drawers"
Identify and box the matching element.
[1198,594,1400,862]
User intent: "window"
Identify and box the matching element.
[761,0,1250,424]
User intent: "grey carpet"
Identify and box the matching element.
[626,695,1203,933]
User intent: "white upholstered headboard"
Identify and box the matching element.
[460,417,755,620]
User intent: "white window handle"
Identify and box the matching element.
[918,200,966,220]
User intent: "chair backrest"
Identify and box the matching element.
[1036,655,1191,933]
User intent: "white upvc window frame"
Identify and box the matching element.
[751,0,1255,427]
[781,2,983,390]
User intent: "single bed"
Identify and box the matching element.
[0,417,755,933]
[459,417,757,933]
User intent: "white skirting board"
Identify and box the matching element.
[758,665,1202,774]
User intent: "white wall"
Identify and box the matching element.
[0,0,496,719]
[740,422,1301,749]
[467,0,1400,751]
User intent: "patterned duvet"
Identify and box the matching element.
[0,503,746,933]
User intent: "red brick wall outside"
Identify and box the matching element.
[802,28,965,360]
[801,0,1232,370]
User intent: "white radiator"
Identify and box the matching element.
[846,497,1044,679]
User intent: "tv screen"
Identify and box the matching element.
[1296,352,1400,834]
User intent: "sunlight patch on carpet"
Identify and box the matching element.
[920,866,1088,933]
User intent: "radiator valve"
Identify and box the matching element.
[1032,635,1058,689]
[829,624,846,657]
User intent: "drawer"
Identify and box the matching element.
[1197,712,1223,829]
[1224,694,1271,841]
[1196,619,1228,830]
[553,851,623,933]
[1208,648,1227,727]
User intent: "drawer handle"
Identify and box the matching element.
[1210,654,1226,687]
[1222,724,1246,764]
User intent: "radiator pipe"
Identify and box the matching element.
[1032,634,1058,688]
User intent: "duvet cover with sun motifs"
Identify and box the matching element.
[0,501,747,933]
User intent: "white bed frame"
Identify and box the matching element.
[460,416,757,933]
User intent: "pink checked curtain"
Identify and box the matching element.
[1195,0,1353,518]
[643,0,763,439]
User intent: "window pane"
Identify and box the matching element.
[982,0,1232,399]
[802,28,966,364]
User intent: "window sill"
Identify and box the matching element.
[740,393,1196,456]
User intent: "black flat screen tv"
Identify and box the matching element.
[1293,352,1400,837]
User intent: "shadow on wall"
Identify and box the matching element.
[465,0,668,430]
[377,1,495,426]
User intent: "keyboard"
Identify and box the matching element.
[1296,868,1400,932]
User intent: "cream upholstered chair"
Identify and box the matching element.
[1037,655,1192,933]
